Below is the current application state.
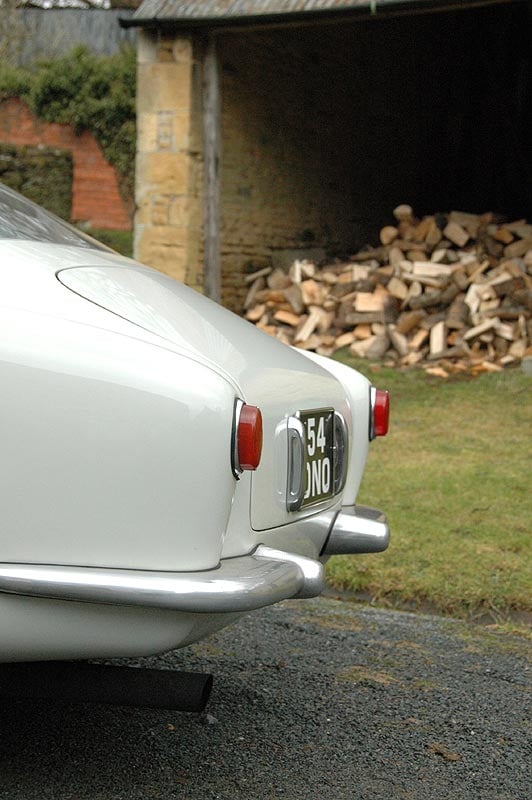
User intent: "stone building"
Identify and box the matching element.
[122,0,532,310]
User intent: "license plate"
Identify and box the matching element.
[299,408,334,508]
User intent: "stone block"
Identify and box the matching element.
[157,35,177,63]
[154,112,174,152]
[168,196,192,227]
[185,241,202,289]
[137,152,189,195]
[137,113,158,154]
[137,30,158,65]
[137,110,193,156]
[137,228,188,282]
[172,38,194,65]
[137,63,192,115]
[150,196,171,226]
[134,201,150,226]
[168,112,191,151]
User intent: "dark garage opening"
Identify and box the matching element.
[217,1,531,305]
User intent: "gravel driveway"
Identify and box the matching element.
[0,598,529,800]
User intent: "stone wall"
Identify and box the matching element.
[135,31,203,290]
[0,98,131,230]
[0,142,72,220]
[218,28,362,310]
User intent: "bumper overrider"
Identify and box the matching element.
[0,506,388,614]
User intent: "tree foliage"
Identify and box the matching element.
[0,62,31,101]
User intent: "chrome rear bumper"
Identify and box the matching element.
[0,507,388,614]
[0,546,323,614]
[322,505,390,556]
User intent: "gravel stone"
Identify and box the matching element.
[0,598,529,800]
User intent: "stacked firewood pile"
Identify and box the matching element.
[243,205,532,376]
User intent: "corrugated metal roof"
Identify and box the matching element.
[131,0,390,19]
[124,0,507,27]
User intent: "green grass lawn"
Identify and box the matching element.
[326,356,532,622]
[84,228,133,258]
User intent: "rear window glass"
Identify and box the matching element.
[0,183,107,251]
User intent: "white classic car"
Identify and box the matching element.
[0,183,389,690]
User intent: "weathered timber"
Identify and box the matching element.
[202,33,221,302]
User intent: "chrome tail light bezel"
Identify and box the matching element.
[332,411,348,496]
[369,386,390,440]
[231,398,245,478]
[231,398,263,478]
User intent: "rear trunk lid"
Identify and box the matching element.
[58,263,350,530]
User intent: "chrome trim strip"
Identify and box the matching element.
[333,410,348,494]
[231,397,245,478]
[0,546,325,614]
[369,386,377,441]
[322,504,390,555]
[286,415,306,511]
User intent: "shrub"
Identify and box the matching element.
[0,62,31,102]
[0,46,136,203]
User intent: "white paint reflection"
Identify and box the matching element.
[61,266,247,376]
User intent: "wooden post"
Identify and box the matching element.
[202,32,221,303]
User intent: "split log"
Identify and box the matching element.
[430,320,447,355]
[354,286,389,313]
[387,277,409,300]
[380,226,398,245]
[504,238,532,259]
[268,268,293,290]
[244,276,266,309]
[396,310,426,335]
[388,325,409,357]
[245,267,271,283]
[294,309,323,343]
[443,221,469,248]
[273,309,302,327]
[246,303,267,322]
[335,331,356,349]
[393,204,414,222]
[284,284,304,314]
[409,329,430,351]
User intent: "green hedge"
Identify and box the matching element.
[0,45,136,205]
[0,142,72,219]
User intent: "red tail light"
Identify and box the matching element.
[233,401,263,475]
[370,388,390,439]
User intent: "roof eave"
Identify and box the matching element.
[119,0,516,30]
[119,4,383,29]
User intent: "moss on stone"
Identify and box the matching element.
[0,142,72,219]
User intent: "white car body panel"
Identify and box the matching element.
[0,594,240,663]
[0,306,235,570]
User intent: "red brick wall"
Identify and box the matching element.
[0,98,131,230]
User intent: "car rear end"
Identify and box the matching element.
[54,261,390,564]
[0,212,389,660]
